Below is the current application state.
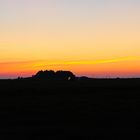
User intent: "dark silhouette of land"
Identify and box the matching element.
[0,70,140,139]
[33,70,76,81]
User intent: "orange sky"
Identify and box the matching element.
[0,0,140,78]
[0,57,140,78]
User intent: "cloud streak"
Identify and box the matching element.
[0,56,139,67]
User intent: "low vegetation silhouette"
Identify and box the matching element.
[33,70,76,81]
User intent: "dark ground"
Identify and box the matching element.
[0,78,140,139]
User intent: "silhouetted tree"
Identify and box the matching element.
[34,70,44,79]
[43,70,56,79]
[33,70,76,81]
[56,71,75,81]
[34,70,55,80]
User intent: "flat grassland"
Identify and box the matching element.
[0,78,140,139]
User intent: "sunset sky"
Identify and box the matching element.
[0,0,140,78]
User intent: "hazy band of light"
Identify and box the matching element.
[0,56,140,78]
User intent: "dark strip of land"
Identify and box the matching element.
[0,78,140,139]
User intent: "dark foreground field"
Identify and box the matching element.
[0,78,140,139]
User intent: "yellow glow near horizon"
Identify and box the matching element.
[0,56,140,78]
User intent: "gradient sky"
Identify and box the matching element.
[0,0,140,78]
